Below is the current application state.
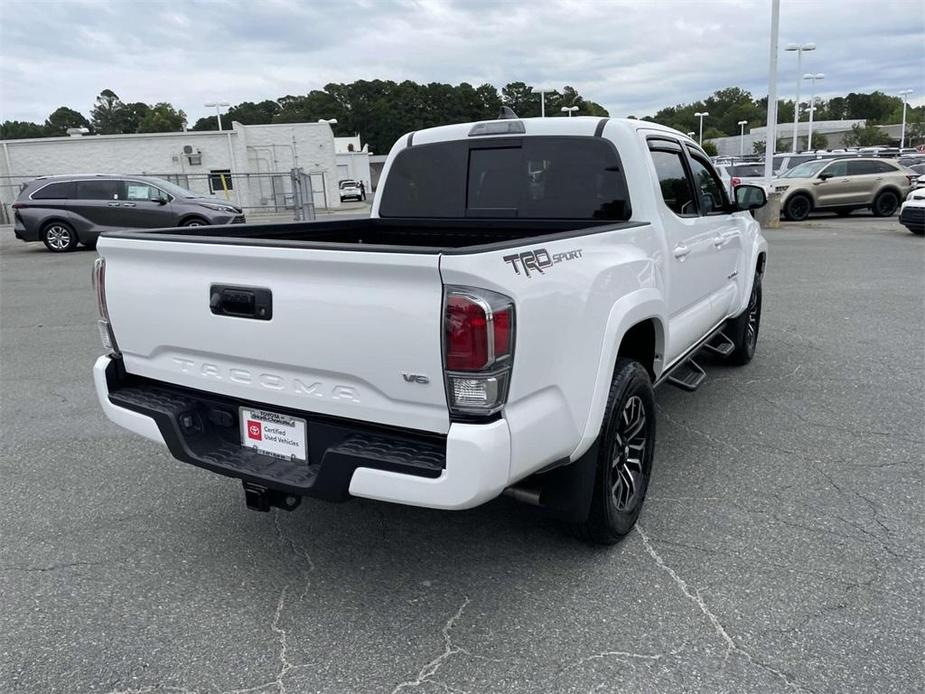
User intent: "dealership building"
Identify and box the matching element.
[0,121,372,218]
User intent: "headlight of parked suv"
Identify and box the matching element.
[774,185,789,193]
[200,203,239,213]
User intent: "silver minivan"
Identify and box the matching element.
[12,174,245,252]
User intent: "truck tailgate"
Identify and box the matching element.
[100,237,450,434]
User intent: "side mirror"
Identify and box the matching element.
[818,172,833,181]
[735,184,767,211]
[150,195,168,205]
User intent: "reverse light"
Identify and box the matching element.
[443,286,515,417]
[92,257,120,356]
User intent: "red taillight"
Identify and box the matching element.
[445,294,490,371]
[443,287,515,416]
[731,177,742,188]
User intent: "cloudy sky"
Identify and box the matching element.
[1,0,923,125]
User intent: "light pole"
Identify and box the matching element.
[686,131,695,138]
[534,88,555,118]
[803,73,824,151]
[317,118,338,125]
[785,42,815,152]
[204,101,230,130]
[899,89,913,149]
[694,112,709,144]
[561,106,579,117]
[763,0,781,184]
[738,120,748,156]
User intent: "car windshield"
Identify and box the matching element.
[146,178,200,198]
[781,160,831,178]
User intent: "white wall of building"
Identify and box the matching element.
[0,121,340,211]
[335,152,371,191]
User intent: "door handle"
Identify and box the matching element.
[107,202,121,207]
[673,244,691,260]
[713,236,727,249]
[121,202,136,207]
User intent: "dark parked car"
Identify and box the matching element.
[12,174,245,252]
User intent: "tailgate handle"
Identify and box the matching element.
[210,285,272,320]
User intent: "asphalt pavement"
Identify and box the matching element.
[0,214,922,694]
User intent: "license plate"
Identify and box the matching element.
[239,407,308,462]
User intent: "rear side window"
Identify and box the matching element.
[30,181,75,199]
[649,149,697,217]
[76,180,123,200]
[380,136,630,220]
[847,160,896,176]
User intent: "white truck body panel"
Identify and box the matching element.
[101,237,450,433]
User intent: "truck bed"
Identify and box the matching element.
[106,217,639,253]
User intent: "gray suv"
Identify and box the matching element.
[12,174,245,252]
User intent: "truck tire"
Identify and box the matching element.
[871,190,899,217]
[575,358,655,545]
[724,273,762,366]
[784,194,812,221]
[42,221,79,253]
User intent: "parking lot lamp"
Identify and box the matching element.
[204,102,230,130]
[694,112,709,144]
[561,106,579,117]
[686,131,695,138]
[738,120,748,155]
[803,73,824,151]
[899,89,913,148]
[785,42,815,152]
[534,88,555,118]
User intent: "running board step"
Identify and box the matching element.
[667,359,706,392]
[703,331,735,357]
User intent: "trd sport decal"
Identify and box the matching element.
[502,248,583,277]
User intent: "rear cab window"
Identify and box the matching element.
[379,136,631,220]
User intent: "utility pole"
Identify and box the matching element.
[763,0,781,183]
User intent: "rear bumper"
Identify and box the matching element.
[14,218,39,242]
[93,355,510,510]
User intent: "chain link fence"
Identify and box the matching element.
[0,169,329,225]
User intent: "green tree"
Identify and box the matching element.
[121,102,150,133]
[701,141,718,156]
[44,106,90,136]
[842,123,891,147]
[136,103,186,133]
[0,120,47,139]
[91,89,126,134]
[807,131,828,150]
[752,138,788,154]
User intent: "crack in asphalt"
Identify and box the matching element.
[636,525,816,694]
[391,597,473,694]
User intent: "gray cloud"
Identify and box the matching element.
[1,0,922,127]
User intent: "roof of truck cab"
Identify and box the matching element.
[406,116,695,147]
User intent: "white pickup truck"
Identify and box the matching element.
[92,116,768,544]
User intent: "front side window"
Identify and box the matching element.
[125,182,162,201]
[686,150,729,215]
[649,149,697,217]
[823,161,848,177]
[379,136,630,220]
[76,180,123,200]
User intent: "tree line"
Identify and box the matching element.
[639,86,924,148]
[0,82,607,154]
[2,83,920,154]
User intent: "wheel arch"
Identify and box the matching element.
[570,290,665,461]
[178,214,209,226]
